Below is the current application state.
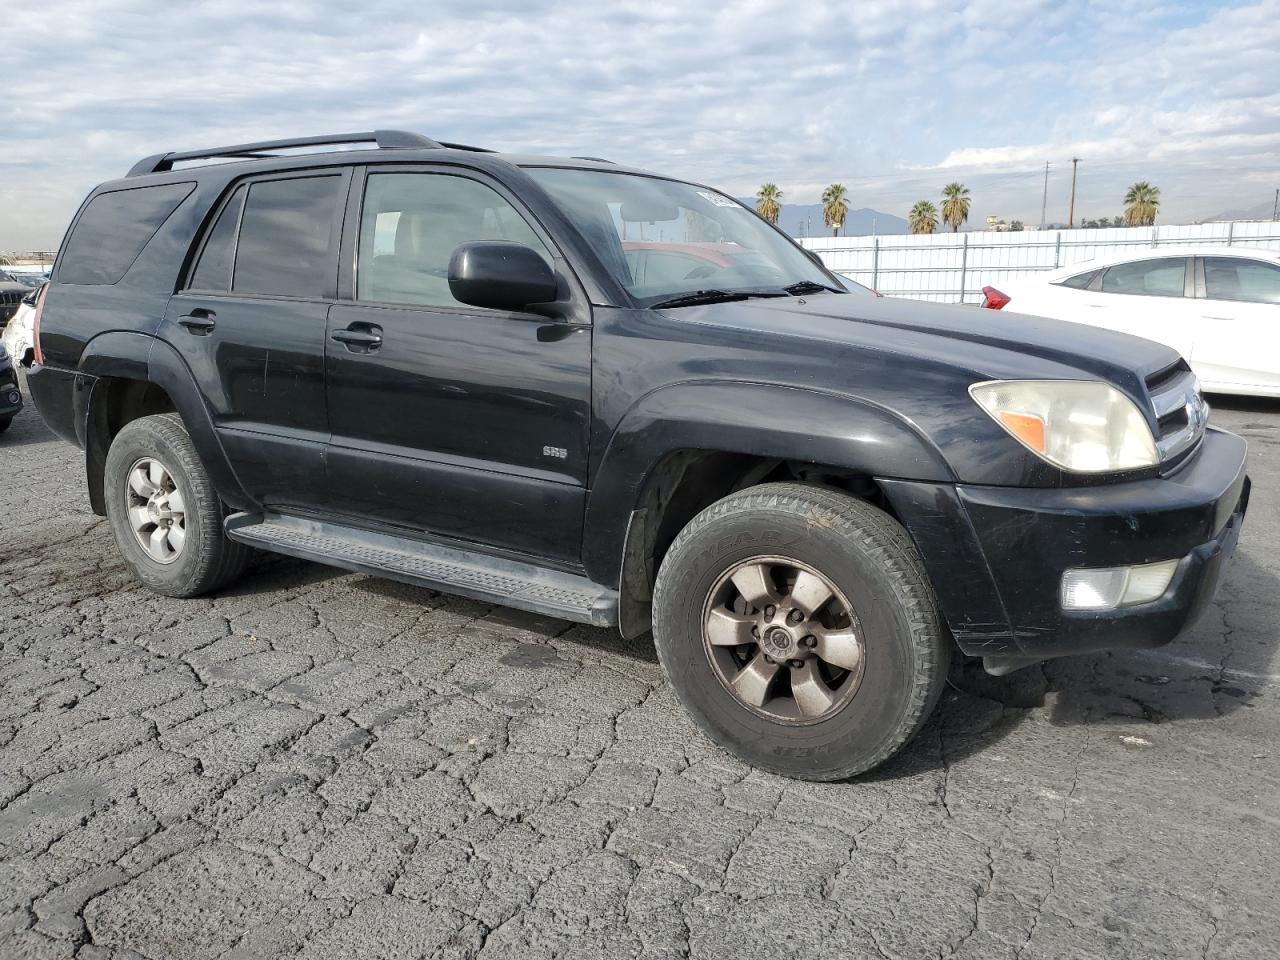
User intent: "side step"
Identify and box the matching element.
[225,513,619,627]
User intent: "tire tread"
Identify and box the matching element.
[653,481,949,780]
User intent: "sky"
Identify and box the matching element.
[2,0,1278,249]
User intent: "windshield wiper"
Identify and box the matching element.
[649,289,789,310]
[783,279,842,295]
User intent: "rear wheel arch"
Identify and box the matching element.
[79,334,251,516]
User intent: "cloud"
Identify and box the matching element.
[2,0,1277,247]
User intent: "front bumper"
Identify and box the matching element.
[882,427,1250,660]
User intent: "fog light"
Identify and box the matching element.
[1061,559,1179,611]
[6,391,17,404]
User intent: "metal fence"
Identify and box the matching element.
[799,221,1280,304]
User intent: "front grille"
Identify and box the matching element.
[1145,359,1206,464]
[0,291,23,306]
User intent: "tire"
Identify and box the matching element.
[104,413,249,597]
[0,416,10,434]
[652,482,949,781]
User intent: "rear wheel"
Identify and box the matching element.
[104,413,249,597]
[652,482,949,780]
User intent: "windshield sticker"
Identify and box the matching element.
[697,191,739,208]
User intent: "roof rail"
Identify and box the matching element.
[126,130,443,177]
[572,156,614,164]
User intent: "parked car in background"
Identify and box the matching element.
[0,343,22,433]
[981,247,1280,396]
[9,272,49,289]
[0,271,31,329]
[2,285,41,366]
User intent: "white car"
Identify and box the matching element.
[1,287,39,367]
[982,247,1280,397]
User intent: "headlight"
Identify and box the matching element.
[969,379,1158,473]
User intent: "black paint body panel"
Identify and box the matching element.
[887,429,1249,658]
[28,144,1251,659]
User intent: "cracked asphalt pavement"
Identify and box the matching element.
[2,381,1278,960]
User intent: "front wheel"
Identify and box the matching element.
[652,482,949,780]
[104,413,249,597]
[0,416,11,434]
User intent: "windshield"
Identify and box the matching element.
[527,168,844,306]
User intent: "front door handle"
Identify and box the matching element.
[177,309,216,334]
[331,325,384,351]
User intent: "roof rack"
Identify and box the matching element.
[127,130,447,177]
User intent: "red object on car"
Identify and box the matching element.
[981,285,1011,310]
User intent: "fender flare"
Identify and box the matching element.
[77,331,252,515]
[583,379,955,588]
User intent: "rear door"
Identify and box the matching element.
[323,166,592,562]
[163,170,349,511]
[1192,256,1280,393]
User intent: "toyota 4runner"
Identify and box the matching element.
[28,131,1250,779]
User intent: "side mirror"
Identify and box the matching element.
[803,247,826,269]
[448,241,558,313]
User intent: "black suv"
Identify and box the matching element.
[29,131,1249,779]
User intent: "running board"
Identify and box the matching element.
[224,513,618,627]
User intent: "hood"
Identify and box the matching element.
[668,291,1180,393]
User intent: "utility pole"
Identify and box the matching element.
[1067,158,1080,229]
[1040,161,1050,228]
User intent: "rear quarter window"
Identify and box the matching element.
[57,183,195,285]
[1055,269,1098,290]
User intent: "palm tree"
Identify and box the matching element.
[941,183,971,232]
[1124,182,1160,226]
[908,201,938,235]
[822,184,849,236]
[756,183,782,225]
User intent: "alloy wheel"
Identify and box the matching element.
[125,457,188,564]
[701,556,865,724]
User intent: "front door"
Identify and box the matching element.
[163,170,349,511]
[323,167,591,563]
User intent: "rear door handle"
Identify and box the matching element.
[331,324,383,351]
[177,309,216,334]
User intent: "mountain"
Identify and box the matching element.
[737,200,908,238]
[1200,200,1277,223]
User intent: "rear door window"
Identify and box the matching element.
[1203,257,1280,304]
[231,176,345,298]
[58,183,194,285]
[1099,258,1187,297]
[188,186,246,292]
